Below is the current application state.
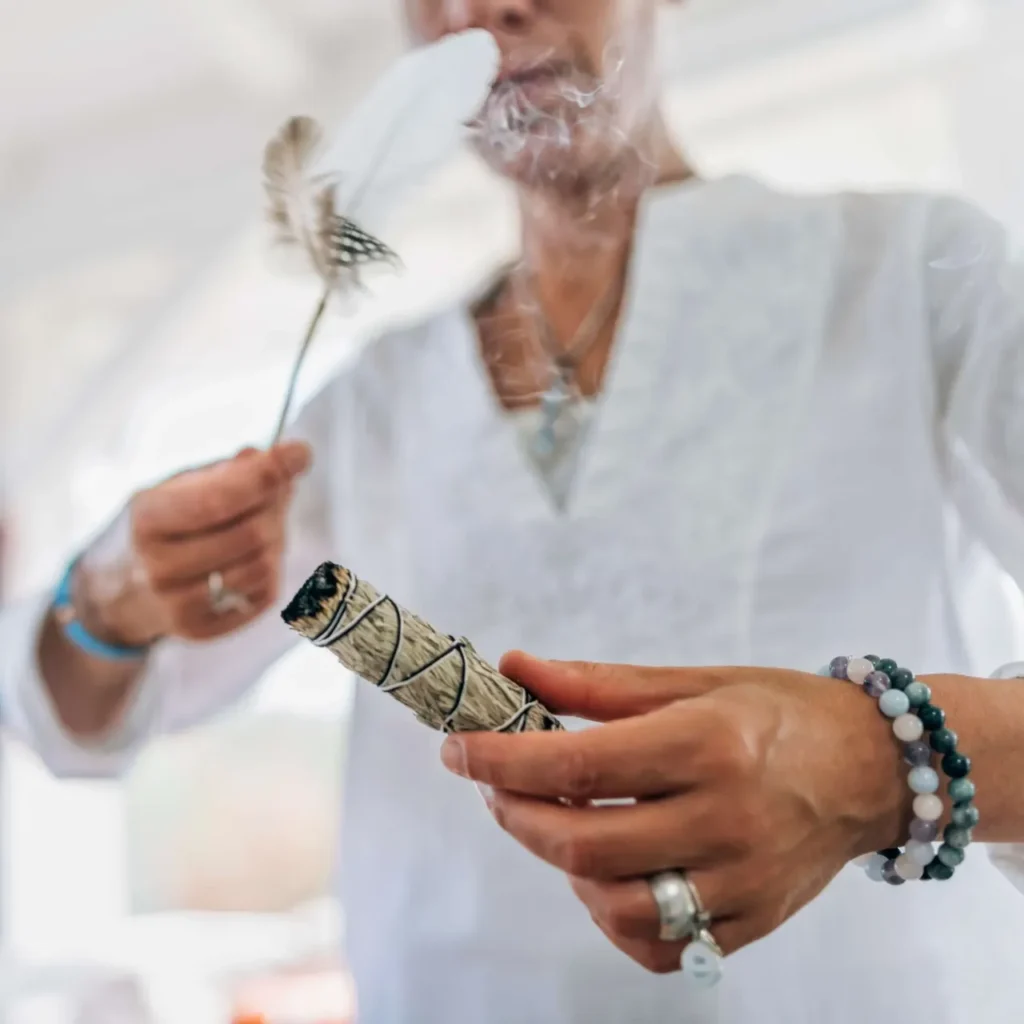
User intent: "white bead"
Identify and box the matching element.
[906,839,935,866]
[908,766,940,794]
[892,713,924,742]
[913,793,944,821]
[682,940,723,988]
[895,853,925,880]
[853,853,876,868]
[846,657,874,684]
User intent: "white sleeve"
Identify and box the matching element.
[928,196,1024,586]
[0,377,341,780]
[926,197,1024,893]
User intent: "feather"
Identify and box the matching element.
[263,117,325,279]
[311,28,501,233]
[262,28,500,444]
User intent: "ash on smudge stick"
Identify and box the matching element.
[282,561,342,624]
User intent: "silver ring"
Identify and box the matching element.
[649,871,724,988]
[207,571,251,615]
[649,871,697,942]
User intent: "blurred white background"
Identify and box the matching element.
[3,0,1024,1019]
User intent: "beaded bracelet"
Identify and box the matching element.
[818,655,978,884]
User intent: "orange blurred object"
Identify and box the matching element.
[230,957,355,1024]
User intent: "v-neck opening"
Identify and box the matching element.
[454,175,725,515]
[455,288,628,516]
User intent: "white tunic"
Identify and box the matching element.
[4,175,1024,1023]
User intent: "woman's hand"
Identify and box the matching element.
[39,441,312,739]
[77,442,312,647]
[440,652,912,973]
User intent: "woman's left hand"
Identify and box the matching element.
[440,652,914,973]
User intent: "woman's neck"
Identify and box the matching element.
[516,121,693,349]
[473,120,693,411]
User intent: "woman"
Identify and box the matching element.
[2,0,1023,1022]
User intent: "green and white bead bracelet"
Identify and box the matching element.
[819,656,977,884]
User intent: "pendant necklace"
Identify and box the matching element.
[519,273,621,460]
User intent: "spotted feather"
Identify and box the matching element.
[329,216,400,271]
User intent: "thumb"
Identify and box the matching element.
[269,440,313,479]
[498,651,723,722]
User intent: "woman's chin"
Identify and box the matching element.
[474,137,631,198]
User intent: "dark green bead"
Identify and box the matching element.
[942,752,971,778]
[865,655,881,667]
[904,682,931,707]
[951,803,980,829]
[937,843,965,868]
[880,847,902,861]
[918,704,945,731]
[948,778,976,803]
[944,824,973,849]
[878,659,899,678]
[890,667,914,690]
[926,860,955,881]
[929,728,958,754]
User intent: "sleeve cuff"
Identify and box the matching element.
[0,593,165,779]
[987,846,1024,897]
[984,665,1024,894]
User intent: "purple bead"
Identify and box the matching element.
[909,818,939,842]
[903,740,932,767]
[863,671,892,697]
[829,656,850,680]
[881,859,905,886]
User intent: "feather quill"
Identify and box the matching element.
[263,29,500,444]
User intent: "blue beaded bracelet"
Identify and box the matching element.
[53,560,152,662]
[818,655,977,884]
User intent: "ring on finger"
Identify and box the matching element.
[677,874,724,988]
[649,871,724,988]
[649,870,697,942]
[207,570,252,615]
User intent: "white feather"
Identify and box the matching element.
[312,28,500,233]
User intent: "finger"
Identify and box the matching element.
[163,549,283,640]
[269,441,312,476]
[498,652,734,722]
[442,701,717,800]
[169,547,281,605]
[584,912,753,974]
[134,443,310,538]
[570,872,739,941]
[485,790,745,879]
[587,914,687,975]
[176,595,277,641]
[145,503,288,587]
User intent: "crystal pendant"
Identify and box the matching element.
[523,373,591,511]
[682,933,724,988]
[534,376,572,450]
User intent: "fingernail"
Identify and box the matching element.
[475,782,495,809]
[441,737,467,777]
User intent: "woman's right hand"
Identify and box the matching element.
[76,441,312,647]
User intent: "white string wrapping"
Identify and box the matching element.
[283,562,563,734]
